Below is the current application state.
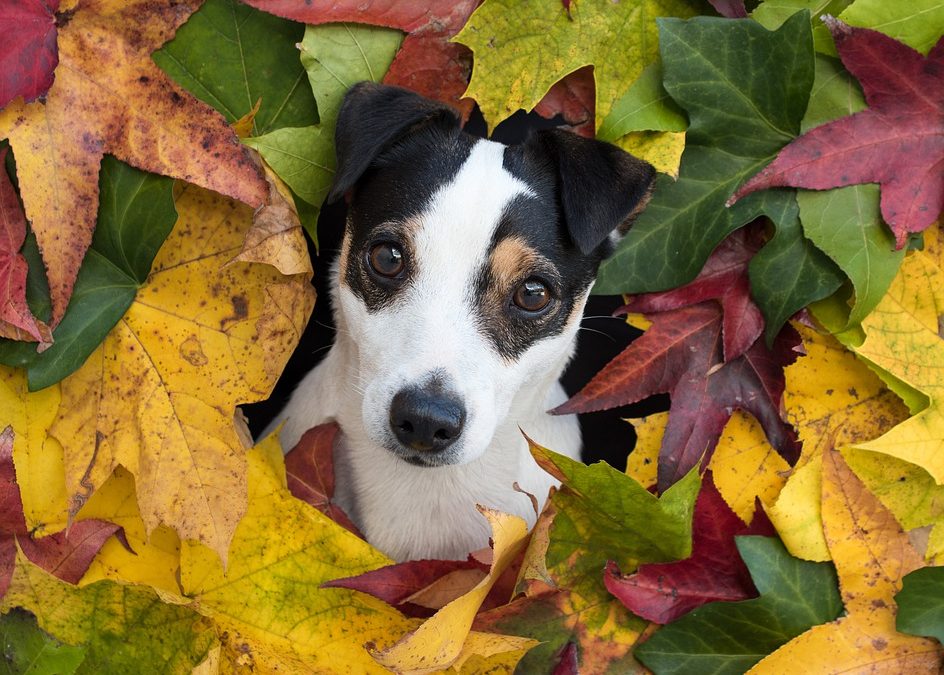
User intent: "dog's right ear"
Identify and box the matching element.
[327,82,460,203]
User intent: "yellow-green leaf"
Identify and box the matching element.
[454,0,698,130]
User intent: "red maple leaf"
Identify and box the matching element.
[729,18,944,247]
[555,303,799,491]
[707,0,747,18]
[0,0,60,108]
[0,426,120,597]
[604,476,774,624]
[0,147,49,343]
[534,66,595,138]
[284,423,361,536]
[620,225,765,361]
[242,0,481,119]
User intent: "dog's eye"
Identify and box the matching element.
[367,242,405,278]
[512,278,551,312]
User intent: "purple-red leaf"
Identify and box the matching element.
[323,557,487,618]
[620,226,765,361]
[555,304,800,490]
[242,0,480,118]
[730,19,944,247]
[604,477,774,624]
[707,0,747,18]
[552,641,579,675]
[0,426,119,597]
[534,66,595,137]
[0,0,60,108]
[0,147,50,343]
[284,422,361,536]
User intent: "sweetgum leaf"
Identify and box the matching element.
[0,0,59,108]
[897,567,944,644]
[595,13,843,339]
[0,609,86,675]
[556,304,801,490]
[0,157,176,390]
[604,477,774,624]
[635,536,843,675]
[153,0,317,134]
[730,19,944,247]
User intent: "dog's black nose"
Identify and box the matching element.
[389,386,465,452]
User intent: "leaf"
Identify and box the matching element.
[708,0,747,18]
[180,434,418,672]
[747,451,942,672]
[50,184,314,561]
[557,303,800,490]
[839,0,944,55]
[0,426,119,598]
[0,0,59,108]
[851,249,944,483]
[751,0,853,54]
[529,439,700,592]
[730,19,944,247]
[614,129,687,179]
[767,324,908,560]
[597,63,688,142]
[1,548,216,674]
[0,608,86,675]
[533,67,595,137]
[0,156,177,390]
[0,0,266,325]
[369,508,535,673]
[243,23,403,217]
[595,13,843,339]
[604,476,773,624]
[897,567,944,644]
[634,536,843,674]
[454,0,699,130]
[284,422,360,535]
[152,0,316,135]
[0,146,49,343]
[619,225,766,361]
[244,0,479,117]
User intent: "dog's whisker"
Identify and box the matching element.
[578,326,619,341]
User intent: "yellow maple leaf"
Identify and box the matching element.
[180,433,416,672]
[853,249,944,482]
[748,451,942,672]
[767,324,908,560]
[625,413,666,489]
[615,130,686,178]
[0,0,267,324]
[370,508,537,674]
[48,184,313,560]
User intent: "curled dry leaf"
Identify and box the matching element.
[50,185,314,561]
[0,0,266,324]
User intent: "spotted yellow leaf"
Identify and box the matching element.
[50,185,314,561]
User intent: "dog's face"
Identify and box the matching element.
[328,83,654,468]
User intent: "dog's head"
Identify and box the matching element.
[329,83,654,467]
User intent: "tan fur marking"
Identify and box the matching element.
[489,236,540,290]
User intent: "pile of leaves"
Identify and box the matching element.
[0,0,943,672]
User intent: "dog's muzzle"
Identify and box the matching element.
[388,383,466,462]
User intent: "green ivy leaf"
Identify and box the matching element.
[153,0,316,134]
[636,536,844,675]
[896,567,944,644]
[595,13,844,341]
[243,23,403,235]
[0,609,87,675]
[752,0,853,54]
[0,157,176,391]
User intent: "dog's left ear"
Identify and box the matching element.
[532,129,655,255]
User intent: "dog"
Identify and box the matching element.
[271,83,655,562]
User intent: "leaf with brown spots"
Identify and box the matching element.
[50,185,314,561]
[748,451,943,672]
[0,0,266,325]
